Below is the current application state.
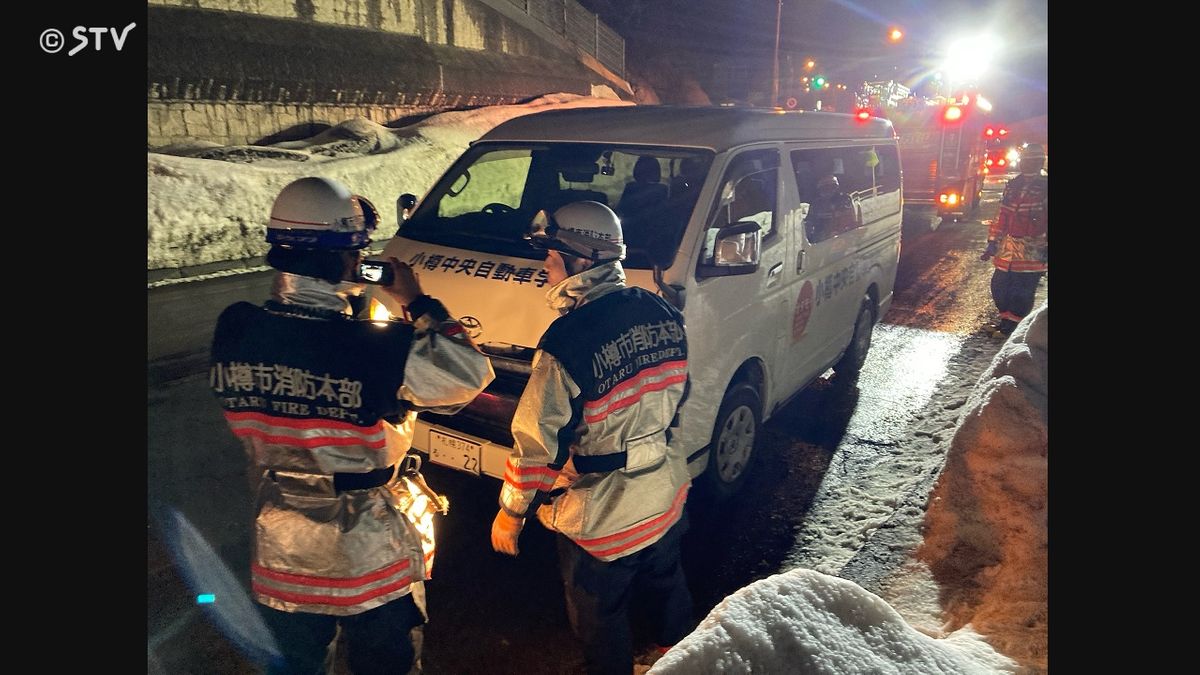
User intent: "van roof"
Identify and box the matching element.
[479,106,896,152]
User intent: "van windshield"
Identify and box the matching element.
[400,142,714,269]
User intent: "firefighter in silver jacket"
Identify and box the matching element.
[210,177,494,674]
[981,142,1048,337]
[490,201,694,675]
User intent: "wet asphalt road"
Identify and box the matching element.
[148,180,1038,674]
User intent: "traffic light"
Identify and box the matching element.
[813,76,827,90]
[984,126,996,138]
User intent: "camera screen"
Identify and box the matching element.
[360,262,384,282]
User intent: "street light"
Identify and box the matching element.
[888,27,903,43]
[943,34,1001,89]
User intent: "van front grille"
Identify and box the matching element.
[419,355,530,447]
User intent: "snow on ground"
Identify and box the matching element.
[783,327,967,578]
[650,569,1016,675]
[653,303,1048,674]
[918,303,1049,672]
[147,93,630,271]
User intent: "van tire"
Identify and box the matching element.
[699,384,762,503]
[836,298,875,376]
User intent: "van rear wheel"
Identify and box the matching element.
[836,298,875,376]
[699,384,762,503]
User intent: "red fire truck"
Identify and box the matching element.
[980,124,1013,177]
[861,82,993,228]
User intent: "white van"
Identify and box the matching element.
[379,106,902,500]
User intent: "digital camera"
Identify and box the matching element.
[356,259,395,286]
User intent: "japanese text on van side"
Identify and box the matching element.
[408,252,550,287]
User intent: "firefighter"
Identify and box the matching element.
[489,201,694,674]
[210,177,494,674]
[981,143,1048,337]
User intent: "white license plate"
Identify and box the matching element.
[428,429,482,476]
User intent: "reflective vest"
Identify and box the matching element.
[211,296,492,615]
[990,173,1048,272]
[500,263,691,562]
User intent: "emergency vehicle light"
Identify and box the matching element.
[943,106,963,122]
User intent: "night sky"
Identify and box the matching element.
[579,0,1047,121]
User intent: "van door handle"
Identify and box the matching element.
[796,250,806,273]
[768,262,783,278]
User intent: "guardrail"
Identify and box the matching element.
[505,0,624,78]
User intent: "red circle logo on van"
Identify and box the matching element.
[792,280,814,341]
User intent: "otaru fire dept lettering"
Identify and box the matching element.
[212,361,366,422]
[592,319,686,394]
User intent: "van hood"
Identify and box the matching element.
[379,237,657,350]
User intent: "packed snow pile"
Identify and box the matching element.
[651,304,1048,674]
[147,93,631,271]
[650,568,1016,674]
[919,302,1048,673]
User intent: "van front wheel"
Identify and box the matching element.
[836,298,875,376]
[699,384,762,502]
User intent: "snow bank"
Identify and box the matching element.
[650,568,1016,675]
[918,302,1049,673]
[652,304,1048,674]
[147,93,631,271]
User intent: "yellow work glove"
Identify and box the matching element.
[491,510,525,557]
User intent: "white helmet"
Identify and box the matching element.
[267,177,378,250]
[526,201,625,262]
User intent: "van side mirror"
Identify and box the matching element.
[697,220,762,278]
[398,193,417,224]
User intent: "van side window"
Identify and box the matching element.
[856,144,901,224]
[702,149,779,262]
[792,145,901,244]
[873,145,901,194]
[793,148,857,243]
